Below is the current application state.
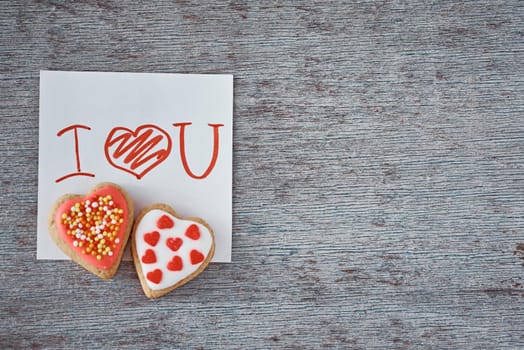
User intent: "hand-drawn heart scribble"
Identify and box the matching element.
[104,124,172,179]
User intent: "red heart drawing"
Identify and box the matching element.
[104,124,172,180]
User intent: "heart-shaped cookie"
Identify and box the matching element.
[131,204,215,298]
[48,182,134,279]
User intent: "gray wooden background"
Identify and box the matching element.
[1,1,523,349]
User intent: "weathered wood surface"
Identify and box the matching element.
[1,1,523,348]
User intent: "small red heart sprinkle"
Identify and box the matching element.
[166,237,183,251]
[190,249,205,265]
[157,215,174,229]
[141,249,157,264]
[185,224,200,240]
[167,255,183,271]
[144,231,160,247]
[147,269,162,284]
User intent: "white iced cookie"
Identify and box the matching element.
[131,204,215,298]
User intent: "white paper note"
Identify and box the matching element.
[38,70,233,262]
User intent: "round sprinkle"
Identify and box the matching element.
[60,195,125,261]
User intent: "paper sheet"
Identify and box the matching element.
[37,70,233,262]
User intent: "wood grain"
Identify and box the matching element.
[1,1,523,348]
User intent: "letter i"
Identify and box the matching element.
[55,124,95,183]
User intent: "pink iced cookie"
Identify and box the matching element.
[48,182,134,279]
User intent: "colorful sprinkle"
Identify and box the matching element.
[157,214,174,229]
[147,269,163,284]
[167,255,183,271]
[166,237,183,252]
[144,231,160,247]
[185,224,201,240]
[190,249,205,265]
[61,194,124,261]
[141,249,157,264]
